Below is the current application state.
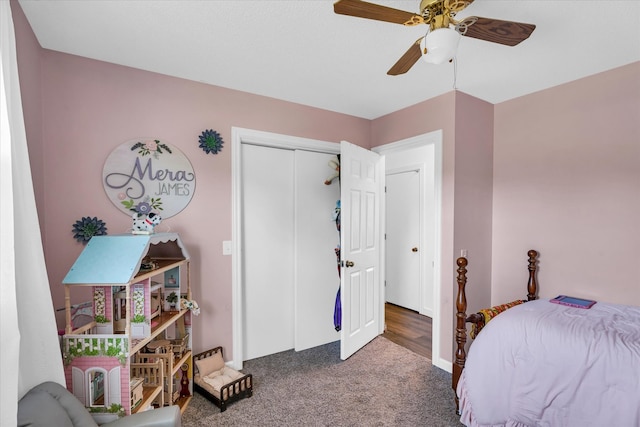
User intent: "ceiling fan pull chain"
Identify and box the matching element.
[452,56,458,90]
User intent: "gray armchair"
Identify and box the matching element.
[18,381,181,427]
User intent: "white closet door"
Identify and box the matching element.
[294,150,340,351]
[242,144,295,360]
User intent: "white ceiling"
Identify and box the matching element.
[17,0,640,120]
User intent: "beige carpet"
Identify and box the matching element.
[182,336,462,426]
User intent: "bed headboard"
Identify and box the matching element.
[452,249,539,412]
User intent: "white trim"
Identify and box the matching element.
[232,127,340,153]
[373,129,444,368]
[432,139,446,371]
[373,130,442,155]
[378,154,386,336]
[231,128,338,369]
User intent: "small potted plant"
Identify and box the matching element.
[94,314,113,334]
[167,291,178,311]
[132,314,147,324]
[89,403,124,424]
[131,313,149,338]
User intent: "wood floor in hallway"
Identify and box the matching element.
[382,302,432,359]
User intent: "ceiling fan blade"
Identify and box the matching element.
[387,38,424,76]
[334,0,423,26]
[460,16,535,46]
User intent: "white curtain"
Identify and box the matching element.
[1,2,65,426]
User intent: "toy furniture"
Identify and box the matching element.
[17,381,181,427]
[61,233,194,416]
[129,377,144,410]
[193,347,253,412]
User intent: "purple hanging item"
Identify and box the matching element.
[333,200,342,332]
[333,245,342,331]
[334,287,342,332]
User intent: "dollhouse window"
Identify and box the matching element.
[87,368,107,408]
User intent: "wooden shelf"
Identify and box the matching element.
[172,350,192,376]
[175,395,192,414]
[130,310,187,354]
[134,259,187,282]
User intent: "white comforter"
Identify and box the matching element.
[457,299,640,427]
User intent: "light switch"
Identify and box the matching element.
[461,249,468,257]
[223,240,232,255]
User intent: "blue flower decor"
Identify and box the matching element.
[198,129,224,155]
[72,216,107,244]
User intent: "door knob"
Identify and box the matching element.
[345,260,355,268]
[412,247,418,252]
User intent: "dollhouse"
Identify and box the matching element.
[61,233,195,416]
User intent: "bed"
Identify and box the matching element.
[453,250,640,427]
[193,346,253,412]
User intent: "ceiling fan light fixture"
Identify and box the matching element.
[421,27,461,64]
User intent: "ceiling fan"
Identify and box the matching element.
[333,0,536,75]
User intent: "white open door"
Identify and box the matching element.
[340,140,385,360]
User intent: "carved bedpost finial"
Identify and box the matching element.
[527,249,538,301]
[457,256,468,269]
[453,256,468,411]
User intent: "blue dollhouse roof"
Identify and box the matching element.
[62,232,190,285]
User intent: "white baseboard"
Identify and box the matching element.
[433,357,452,373]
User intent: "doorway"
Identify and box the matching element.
[374,130,442,366]
[383,303,432,359]
[385,169,421,312]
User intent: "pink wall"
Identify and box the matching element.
[12,1,371,361]
[371,91,494,364]
[492,62,640,306]
[13,0,640,368]
[453,92,494,319]
[39,53,370,360]
[371,93,457,365]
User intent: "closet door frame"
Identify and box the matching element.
[231,127,339,369]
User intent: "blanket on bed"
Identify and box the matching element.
[457,299,640,427]
[470,299,525,339]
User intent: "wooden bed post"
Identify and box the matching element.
[452,256,468,412]
[527,249,538,301]
[452,249,540,414]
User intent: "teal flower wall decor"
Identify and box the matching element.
[199,129,224,155]
[72,216,107,244]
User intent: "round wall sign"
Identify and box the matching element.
[103,139,196,219]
